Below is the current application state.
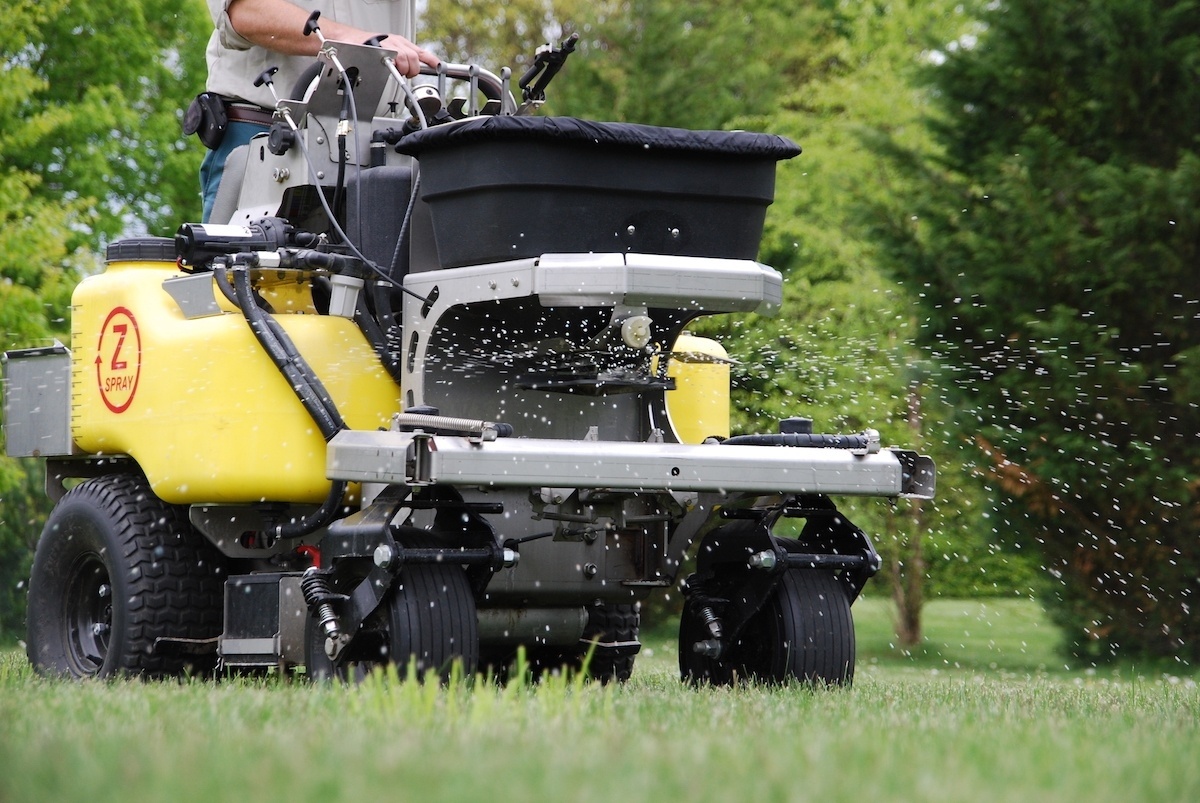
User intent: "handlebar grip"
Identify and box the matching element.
[253,66,279,88]
[303,10,321,37]
[518,57,546,90]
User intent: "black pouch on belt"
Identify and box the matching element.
[183,92,228,150]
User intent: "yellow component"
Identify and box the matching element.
[664,333,731,444]
[71,258,401,504]
[255,270,318,314]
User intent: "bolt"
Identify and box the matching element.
[92,623,111,636]
[373,543,396,569]
[97,584,111,599]
[693,639,722,659]
[748,549,778,570]
[501,548,520,568]
[583,562,599,579]
[272,167,291,182]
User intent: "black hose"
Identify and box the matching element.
[212,261,239,307]
[330,132,347,241]
[354,289,405,384]
[232,267,345,439]
[273,479,349,541]
[721,433,872,449]
[260,312,346,432]
[231,267,353,539]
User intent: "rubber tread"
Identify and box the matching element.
[579,603,640,683]
[307,529,479,681]
[770,570,855,685]
[26,473,226,678]
[388,531,480,677]
[679,569,854,686]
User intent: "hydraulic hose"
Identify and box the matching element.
[720,433,872,449]
[231,266,351,539]
[232,266,345,439]
[272,479,349,541]
[260,312,346,431]
[354,289,405,384]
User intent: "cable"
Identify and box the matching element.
[387,173,421,278]
[287,95,430,303]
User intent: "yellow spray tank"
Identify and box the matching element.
[70,239,400,504]
[663,333,732,444]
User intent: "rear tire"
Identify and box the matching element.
[26,474,226,679]
[485,603,641,684]
[578,603,640,683]
[680,570,854,686]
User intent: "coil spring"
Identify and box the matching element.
[698,605,723,639]
[301,568,341,638]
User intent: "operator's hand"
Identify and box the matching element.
[389,37,439,78]
[227,0,440,77]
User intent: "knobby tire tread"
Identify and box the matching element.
[27,473,225,678]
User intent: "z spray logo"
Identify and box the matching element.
[95,307,141,413]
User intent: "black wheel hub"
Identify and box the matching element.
[64,553,112,676]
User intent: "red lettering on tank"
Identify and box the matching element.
[96,307,141,413]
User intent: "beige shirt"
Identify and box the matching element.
[205,0,415,108]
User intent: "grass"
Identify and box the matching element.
[1,598,1197,803]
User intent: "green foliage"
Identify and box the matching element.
[0,461,44,642]
[4,0,209,242]
[702,0,1034,605]
[872,0,1200,660]
[0,0,211,641]
[548,0,841,128]
[432,0,1037,613]
[421,0,568,69]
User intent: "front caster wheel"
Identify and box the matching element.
[306,532,479,682]
[680,569,855,686]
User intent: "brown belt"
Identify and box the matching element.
[226,104,275,126]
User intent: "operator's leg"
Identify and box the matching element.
[199,121,269,222]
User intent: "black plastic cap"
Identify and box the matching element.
[779,417,814,435]
[106,237,177,264]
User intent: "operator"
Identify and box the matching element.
[194,0,439,221]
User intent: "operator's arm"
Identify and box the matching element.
[225,0,438,77]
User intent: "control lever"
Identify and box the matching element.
[519,32,580,105]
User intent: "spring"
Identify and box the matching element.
[698,605,723,640]
[301,568,341,638]
[392,411,513,440]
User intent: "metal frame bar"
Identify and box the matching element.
[328,429,931,498]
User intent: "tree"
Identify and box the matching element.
[5,0,210,242]
[873,0,1200,660]
[421,0,568,68]
[500,0,1036,640]
[0,0,211,640]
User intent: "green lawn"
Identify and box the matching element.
[2,598,1197,803]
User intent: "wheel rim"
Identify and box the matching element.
[63,553,113,677]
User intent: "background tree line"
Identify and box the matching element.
[1,0,1196,662]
